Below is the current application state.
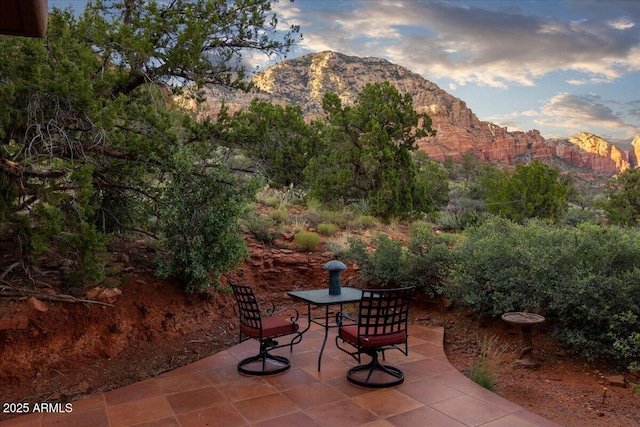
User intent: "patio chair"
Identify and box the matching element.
[230,282,302,375]
[336,286,415,388]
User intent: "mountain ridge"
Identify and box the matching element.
[204,50,636,176]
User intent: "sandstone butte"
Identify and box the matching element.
[197,50,637,176]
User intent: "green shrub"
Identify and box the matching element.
[353,215,376,230]
[244,216,278,244]
[347,234,407,287]
[468,334,501,390]
[346,226,453,297]
[562,207,599,227]
[446,217,640,369]
[468,362,495,391]
[156,170,250,293]
[317,223,338,236]
[255,187,284,208]
[294,231,321,251]
[302,208,327,228]
[269,209,288,224]
[324,238,349,257]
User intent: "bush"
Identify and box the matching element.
[244,215,278,244]
[324,237,349,257]
[317,223,338,236]
[347,234,408,287]
[294,231,321,251]
[346,225,453,297]
[156,170,249,293]
[468,362,495,391]
[269,209,288,224]
[562,207,599,226]
[446,217,640,369]
[353,215,377,230]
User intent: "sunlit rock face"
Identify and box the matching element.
[202,51,631,176]
[629,136,640,169]
[565,132,630,173]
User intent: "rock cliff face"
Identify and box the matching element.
[629,136,640,169]
[204,51,635,176]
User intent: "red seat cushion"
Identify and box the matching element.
[240,316,299,339]
[339,325,407,349]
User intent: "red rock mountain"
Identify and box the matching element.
[204,51,635,176]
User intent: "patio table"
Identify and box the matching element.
[288,287,362,371]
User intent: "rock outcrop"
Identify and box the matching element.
[203,51,634,176]
[629,136,640,169]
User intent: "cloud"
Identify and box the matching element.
[273,0,640,88]
[536,93,639,140]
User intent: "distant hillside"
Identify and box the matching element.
[203,51,637,176]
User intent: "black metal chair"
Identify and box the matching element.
[230,282,302,375]
[336,287,415,388]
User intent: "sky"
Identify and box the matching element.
[49,0,640,150]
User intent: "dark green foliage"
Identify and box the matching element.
[346,222,452,297]
[347,235,408,287]
[600,168,640,226]
[244,215,278,244]
[305,82,438,220]
[483,161,569,222]
[412,151,450,214]
[155,165,251,293]
[294,231,321,252]
[447,217,640,369]
[0,1,299,290]
[222,100,320,187]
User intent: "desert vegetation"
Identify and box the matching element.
[1,0,638,377]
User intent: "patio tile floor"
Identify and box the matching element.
[0,324,561,427]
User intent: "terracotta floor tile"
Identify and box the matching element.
[217,377,277,402]
[252,411,322,427]
[282,381,346,410]
[175,403,247,427]
[104,379,163,406]
[323,376,377,398]
[107,396,174,427]
[204,364,243,385]
[386,406,465,427]
[510,410,564,427]
[42,408,109,427]
[185,351,239,371]
[479,413,541,427]
[305,399,379,427]
[156,371,213,395]
[408,326,445,345]
[127,417,180,427]
[397,379,462,404]
[466,386,523,413]
[430,394,509,426]
[65,394,106,414]
[263,367,320,391]
[232,393,300,424]
[401,357,457,379]
[286,349,322,369]
[359,420,396,427]
[410,342,446,358]
[352,389,423,418]
[165,385,227,414]
[301,356,353,381]
[0,413,43,427]
[0,325,562,427]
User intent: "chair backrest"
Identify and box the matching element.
[230,282,262,331]
[357,287,415,338]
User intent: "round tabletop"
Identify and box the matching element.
[501,312,545,326]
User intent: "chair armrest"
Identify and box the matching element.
[336,310,357,327]
[264,303,300,324]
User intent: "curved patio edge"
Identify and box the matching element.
[0,324,562,427]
